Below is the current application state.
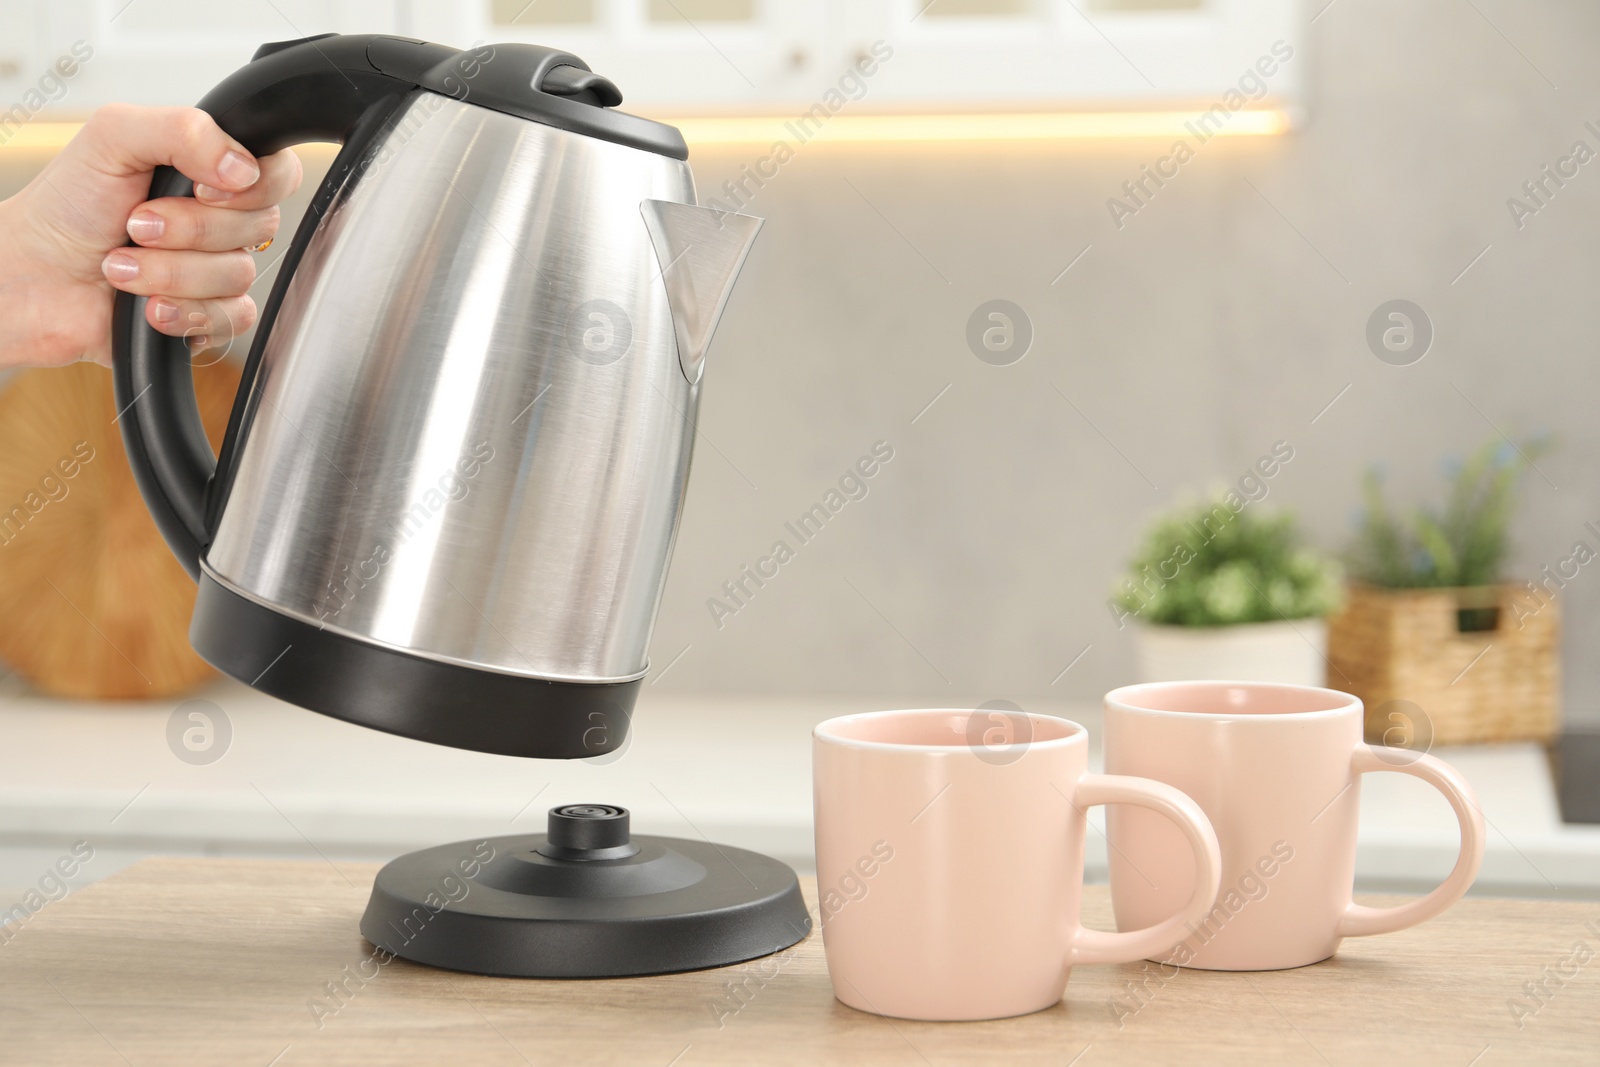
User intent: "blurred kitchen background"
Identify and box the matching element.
[1,0,1597,906]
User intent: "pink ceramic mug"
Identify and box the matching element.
[813,708,1222,1021]
[1103,681,1487,971]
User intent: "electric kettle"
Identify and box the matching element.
[112,33,763,759]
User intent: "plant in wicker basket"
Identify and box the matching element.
[1331,436,1559,746]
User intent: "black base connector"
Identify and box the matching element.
[361,806,813,978]
[190,573,639,759]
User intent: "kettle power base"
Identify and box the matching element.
[360,806,812,978]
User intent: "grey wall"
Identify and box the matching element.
[647,0,1600,723]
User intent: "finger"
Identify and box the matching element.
[72,104,261,193]
[127,200,280,252]
[145,295,257,347]
[101,248,256,299]
[194,148,302,210]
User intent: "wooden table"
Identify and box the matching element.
[1,859,1595,1065]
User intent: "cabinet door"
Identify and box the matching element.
[863,0,1305,108]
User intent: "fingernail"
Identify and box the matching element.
[194,184,234,202]
[102,252,139,283]
[127,212,164,242]
[151,298,179,324]
[217,150,260,188]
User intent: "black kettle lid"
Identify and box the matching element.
[249,33,688,159]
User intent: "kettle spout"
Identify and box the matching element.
[641,200,763,385]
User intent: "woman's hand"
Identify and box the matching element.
[0,104,303,369]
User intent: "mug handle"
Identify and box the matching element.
[1070,774,1222,966]
[1337,745,1487,938]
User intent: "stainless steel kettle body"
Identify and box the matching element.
[112,35,761,757]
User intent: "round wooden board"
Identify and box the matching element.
[0,359,240,699]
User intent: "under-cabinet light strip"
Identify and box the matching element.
[1,108,1291,155]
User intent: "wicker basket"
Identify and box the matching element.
[1325,582,1560,746]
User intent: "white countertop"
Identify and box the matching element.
[1,677,1596,902]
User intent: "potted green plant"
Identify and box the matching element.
[1111,499,1342,686]
[1328,437,1560,745]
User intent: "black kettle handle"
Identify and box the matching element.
[111,34,459,579]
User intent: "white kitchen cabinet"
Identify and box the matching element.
[10,0,1303,116]
[413,0,1306,111]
